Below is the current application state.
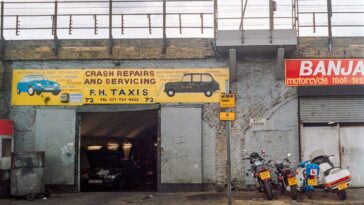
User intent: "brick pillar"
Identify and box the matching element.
[0,60,7,118]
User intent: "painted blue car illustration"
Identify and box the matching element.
[16,75,61,96]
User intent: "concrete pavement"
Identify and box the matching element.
[1,189,364,205]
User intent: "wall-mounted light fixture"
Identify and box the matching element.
[122,142,133,160]
[87,145,102,150]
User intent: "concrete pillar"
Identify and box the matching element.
[0,59,3,89]
[275,47,285,81]
[0,59,6,118]
[229,49,237,82]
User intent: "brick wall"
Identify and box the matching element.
[3,39,215,60]
[293,37,364,58]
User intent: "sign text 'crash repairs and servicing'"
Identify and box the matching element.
[12,68,228,106]
[285,59,364,86]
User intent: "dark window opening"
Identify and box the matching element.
[1,139,11,157]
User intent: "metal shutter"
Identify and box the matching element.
[160,107,202,184]
[300,98,364,123]
[35,109,76,185]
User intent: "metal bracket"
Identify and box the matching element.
[53,37,60,56]
[121,14,124,35]
[15,15,20,36]
[179,13,182,34]
[108,38,113,55]
[327,0,333,52]
[162,0,167,54]
[269,0,274,44]
[0,1,5,59]
[52,1,60,56]
[0,39,6,60]
[108,0,113,55]
[200,13,204,34]
[313,12,316,33]
[69,15,73,35]
[240,0,248,43]
[147,14,152,34]
[93,15,97,35]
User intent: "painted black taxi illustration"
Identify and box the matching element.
[164,73,220,97]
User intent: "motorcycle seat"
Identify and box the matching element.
[324,167,341,177]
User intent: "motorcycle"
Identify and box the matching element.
[310,149,351,200]
[243,150,275,200]
[295,160,320,199]
[273,153,299,200]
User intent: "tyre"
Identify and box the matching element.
[26,193,36,201]
[166,89,175,97]
[119,178,127,190]
[204,90,213,97]
[27,86,35,96]
[278,182,285,195]
[336,189,347,200]
[263,180,274,200]
[44,189,52,198]
[52,90,60,95]
[290,185,299,200]
[36,90,42,95]
[17,88,21,94]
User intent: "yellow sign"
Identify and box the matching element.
[220,93,236,108]
[83,69,157,104]
[12,68,229,105]
[220,112,235,121]
[12,69,83,106]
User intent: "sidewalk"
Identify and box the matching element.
[1,189,364,205]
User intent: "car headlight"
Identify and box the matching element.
[36,83,42,86]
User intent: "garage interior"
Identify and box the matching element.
[80,110,158,191]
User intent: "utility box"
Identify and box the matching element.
[0,119,14,198]
[10,152,47,200]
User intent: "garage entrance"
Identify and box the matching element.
[80,110,158,191]
[301,124,364,187]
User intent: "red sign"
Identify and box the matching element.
[285,59,364,86]
[0,120,14,136]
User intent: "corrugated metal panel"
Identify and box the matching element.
[300,98,364,123]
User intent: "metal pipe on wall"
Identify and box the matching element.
[327,0,333,52]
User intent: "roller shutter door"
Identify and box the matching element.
[300,98,364,123]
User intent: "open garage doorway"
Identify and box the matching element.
[80,110,158,192]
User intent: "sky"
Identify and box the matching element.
[1,0,363,40]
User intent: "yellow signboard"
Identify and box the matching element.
[12,68,229,105]
[220,112,236,121]
[156,69,228,103]
[12,69,83,106]
[83,69,157,104]
[220,93,236,108]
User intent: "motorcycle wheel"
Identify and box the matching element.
[336,189,347,200]
[306,190,313,199]
[263,180,274,200]
[290,185,299,200]
[278,182,285,195]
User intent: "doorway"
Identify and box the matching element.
[301,124,364,187]
[80,110,158,191]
